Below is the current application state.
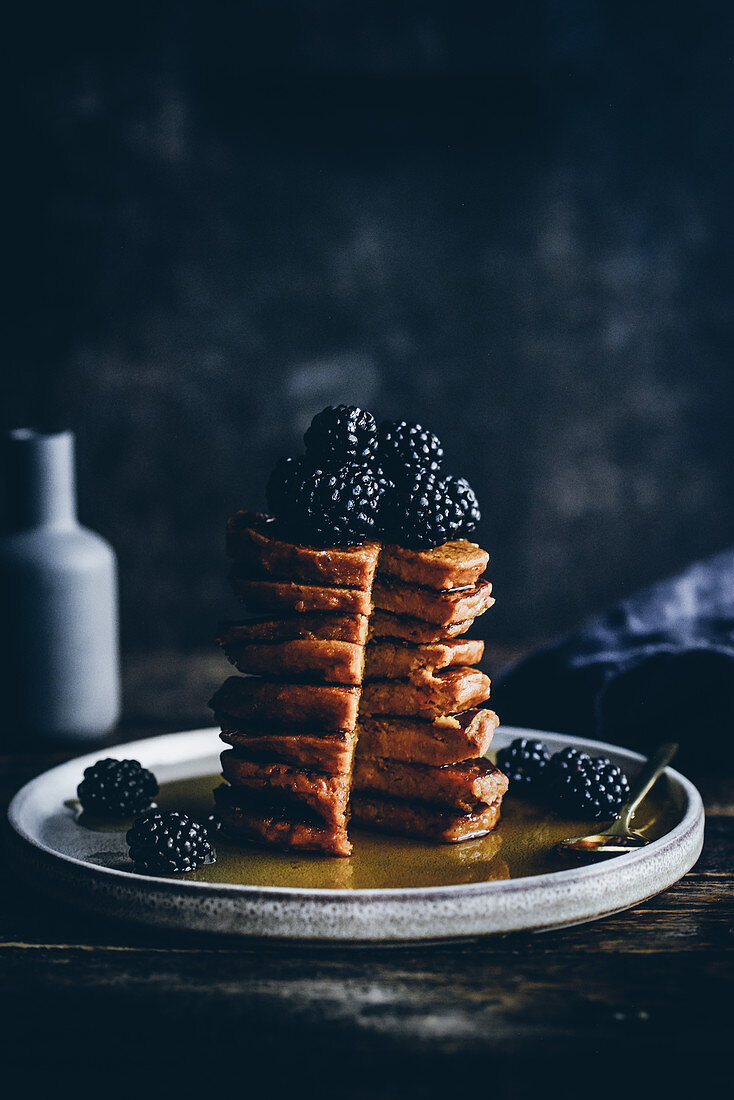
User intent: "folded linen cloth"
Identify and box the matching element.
[495,548,734,766]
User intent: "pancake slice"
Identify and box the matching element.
[217,614,369,646]
[369,609,478,643]
[357,709,499,766]
[353,755,508,813]
[222,638,365,685]
[221,749,351,828]
[378,540,489,590]
[364,637,484,679]
[230,570,373,615]
[360,667,491,719]
[351,792,503,843]
[372,578,494,626]
[209,676,361,732]
[214,785,352,856]
[226,511,381,588]
[217,717,358,774]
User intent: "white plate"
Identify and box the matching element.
[6,726,704,942]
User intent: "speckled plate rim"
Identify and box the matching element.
[6,726,704,942]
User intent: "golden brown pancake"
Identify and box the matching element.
[369,609,477,643]
[215,785,352,856]
[217,614,369,646]
[221,749,351,828]
[356,708,499,766]
[364,637,484,679]
[222,638,365,685]
[351,792,502,843]
[353,755,508,813]
[226,512,381,588]
[360,666,491,719]
[372,578,494,626]
[378,539,488,590]
[210,676,361,732]
[230,570,373,615]
[217,719,358,774]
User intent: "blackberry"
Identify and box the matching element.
[126,810,216,874]
[267,458,385,546]
[266,455,306,520]
[377,420,443,481]
[304,405,378,464]
[371,465,395,498]
[449,475,481,534]
[77,758,158,818]
[547,747,630,821]
[383,470,466,549]
[496,738,551,790]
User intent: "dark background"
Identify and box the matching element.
[4,1,733,654]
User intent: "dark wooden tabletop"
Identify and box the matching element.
[1,650,731,1097]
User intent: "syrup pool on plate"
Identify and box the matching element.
[148,769,677,891]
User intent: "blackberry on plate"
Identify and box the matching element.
[546,747,630,821]
[77,758,158,818]
[382,470,467,549]
[496,738,551,790]
[377,420,443,480]
[267,458,386,546]
[126,810,216,874]
[304,405,378,464]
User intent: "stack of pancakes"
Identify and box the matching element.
[210,512,506,856]
[352,540,507,841]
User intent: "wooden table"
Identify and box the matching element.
[1,652,731,1095]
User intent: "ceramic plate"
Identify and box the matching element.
[6,726,704,941]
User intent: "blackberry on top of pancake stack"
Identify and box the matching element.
[209,405,505,856]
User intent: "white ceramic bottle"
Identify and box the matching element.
[0,429,121,744]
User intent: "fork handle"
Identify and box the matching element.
[618,742,679,832]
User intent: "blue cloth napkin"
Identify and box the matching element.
[495,548,734,766]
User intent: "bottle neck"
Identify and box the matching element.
[5,430,78,530]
